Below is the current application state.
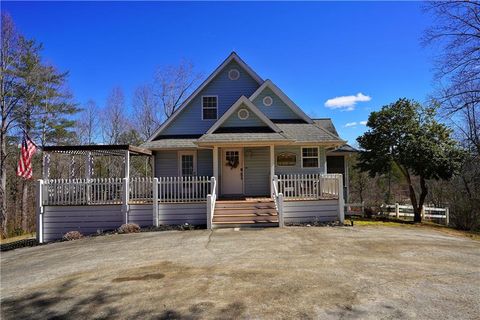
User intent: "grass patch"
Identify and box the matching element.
[349,217,480,241]
[0,233,36,244]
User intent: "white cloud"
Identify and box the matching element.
[344,122,357,127]
[325,93,371,111]
[359,120,368,125]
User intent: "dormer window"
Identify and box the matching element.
[202,96,218,120]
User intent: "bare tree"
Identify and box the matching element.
[132,85,161,141]
[154,59,202,118]
[0,13,21,236]
[423,1,480,114]
[102,87,128,144]
[77,100,99,144]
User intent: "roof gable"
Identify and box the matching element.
[249,80,313,124]
[207,96,280,134]
[147,52,263,141]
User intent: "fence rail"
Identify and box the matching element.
[383,203,449,224]
[277,174,341,200]
[43,178,124,205]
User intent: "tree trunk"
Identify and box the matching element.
[0,126,7,237]
[21,181,28,232]
[403,167,422,223]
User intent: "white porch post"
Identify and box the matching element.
[270,145,275,195]
[337,174,345,224]
[124,150,130,180]
[85,151,92,179]
[42,153,50,180]
[36,179,44,243]
[213,146,218,194]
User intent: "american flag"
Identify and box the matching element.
[16,132,37,180]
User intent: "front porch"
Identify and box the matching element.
[36,173,345,242]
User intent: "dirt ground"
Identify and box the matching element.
[1,226,479,319]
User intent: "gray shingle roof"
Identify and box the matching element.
[312,119,339,137]
[276,123,343,142]
[141,138,198,149]
[197,132,289,143]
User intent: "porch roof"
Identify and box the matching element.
[275,123,345,143]
[141,138,199,149]
[42,144,152,156]
[197,132,290,144]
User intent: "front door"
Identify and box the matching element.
[221,148,243,195]
[178,151,197,176]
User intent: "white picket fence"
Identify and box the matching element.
[277,174,342,200]
[383,203,450,225]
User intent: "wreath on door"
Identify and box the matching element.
[226,156,239,169]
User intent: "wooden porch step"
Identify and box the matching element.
[214,212,278,218]
[213,217,279,223]
[214,208,277,215]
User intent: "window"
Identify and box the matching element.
[301,147,319,168]
[263,96,273,107]
[228,68,240,80]
[238,108,249,120]
[276,152,296,166]
[202,96,218,120]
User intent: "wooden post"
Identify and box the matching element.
[36,180,44,243]
[207,194,212,230]
[270,145,275,195]
[337,174,345,224]
[395,202,400,219]
[122,177,129,224]
[213,146,218,194]
[153,177,159,227]
[446,207,450,226]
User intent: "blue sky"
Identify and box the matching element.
[3,1,435,145]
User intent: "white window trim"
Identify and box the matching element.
[301,146,320,168]
[177,151,197,176]
[201,95,218,121]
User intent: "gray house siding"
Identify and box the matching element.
[244,147,270,196]
[274,146,326,175]
[283,199,338,223]
[252,87,301,120]
[42,205,123,242]
[155,151,178,177]
[157,203,206,225]
[155,149,213,177]
[161,61,260,135]
[197,149,213,176]
[221,103,266,128]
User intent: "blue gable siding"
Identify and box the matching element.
[252,87,301,120]
[161,61,260,135]
[220,103,267,128]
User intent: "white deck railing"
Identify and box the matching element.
[277,174,342,200]
[129,177,153,204]
[156,176,211,203]
[206,177,217,229]
[43,178,124,205]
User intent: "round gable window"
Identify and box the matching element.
[238,108,250,120]
[263,96,273,106]
[228,68,240,80]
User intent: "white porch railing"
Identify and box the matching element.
[156,176,211,203]
[206,177,217,229]
[277,174,342,200]
[43,178,124,205]
[129,177,153,204]
[272,175,284,227]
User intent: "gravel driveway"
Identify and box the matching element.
[1,226,479,319]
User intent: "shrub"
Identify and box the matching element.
[118,223,141,234]
[63,231,83,241]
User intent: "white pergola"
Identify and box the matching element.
[41,145,152,180]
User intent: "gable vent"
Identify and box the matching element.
[263,96,273,107]
[228,68,240,80]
